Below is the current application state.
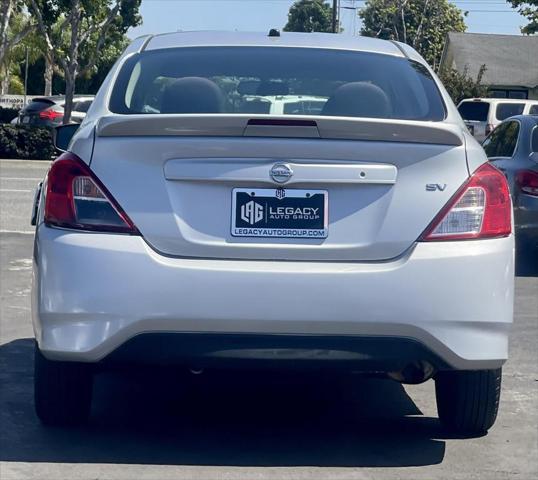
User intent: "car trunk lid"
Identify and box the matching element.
[90,115,468,261]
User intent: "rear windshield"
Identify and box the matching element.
[458,101,489,121]
[496,103,525,121]
[23,99,57,113]
[110,47,446,121]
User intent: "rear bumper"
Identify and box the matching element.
[20,116,60,128]
[101,333,450,380]
[33,226,514,371]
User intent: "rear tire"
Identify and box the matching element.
[34,343,93,425]
[435,368,502,435]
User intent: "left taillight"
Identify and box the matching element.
[44,152,139,234]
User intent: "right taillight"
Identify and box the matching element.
[420,163,511,241]
[516,170,538,196]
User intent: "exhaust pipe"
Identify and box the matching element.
[388,361,435,384]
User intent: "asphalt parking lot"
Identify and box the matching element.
[0,159,537,480]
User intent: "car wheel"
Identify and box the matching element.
[435,368,502,435]
[34,342,93,425]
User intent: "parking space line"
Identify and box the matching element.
[0,189,33,193]
[0,177,43,181]
[0,160,51,167]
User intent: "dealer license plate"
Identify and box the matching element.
[231,188,328,239]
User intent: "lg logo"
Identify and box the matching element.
[241,200,264,225]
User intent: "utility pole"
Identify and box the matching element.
[332,0,339,33]
[23,47,29,106]
[341,0,359,35]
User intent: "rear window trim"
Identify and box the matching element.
[108,45,447,122]
[531,125,538,154]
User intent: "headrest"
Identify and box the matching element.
[321,82,391,118]
[161,77,224,114]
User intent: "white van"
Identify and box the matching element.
[457,98,538,142]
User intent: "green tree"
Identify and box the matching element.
[284,0,334,33]
[2,25,43,95]
[439,64,489,105]
[76,35,130,93]
[0,1,35,68]
[18,32,130,96]
[27,0,141,122]
[360,0,467,69]
[0,2,36,94]
[507,1,538,34]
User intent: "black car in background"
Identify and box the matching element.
[18,95,94,127]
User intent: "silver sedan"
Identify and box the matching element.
[32,31,514,435]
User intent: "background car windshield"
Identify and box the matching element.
[110,47,446,121]
[458,101,489,121]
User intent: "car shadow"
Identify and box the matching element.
[515,241,538,277]
[0,338,449,468]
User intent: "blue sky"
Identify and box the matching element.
[129,0,529,38]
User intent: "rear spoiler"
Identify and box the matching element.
[96,114,464,146]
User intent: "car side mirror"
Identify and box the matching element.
[54,124,79,152]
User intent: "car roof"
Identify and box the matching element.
[459,98,538,105]
[30,95,94,101]
[143,30,406,58]
[504,114,538,124]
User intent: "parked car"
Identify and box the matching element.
[18,95,94,127]
[32,31,513,434]
[458,98,538,142]
[482,114,538,249]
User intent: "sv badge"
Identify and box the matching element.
[426,183,447,192]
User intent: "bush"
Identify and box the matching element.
[0,107,20,124]
[439,64,490,105]
[0,125,55,159]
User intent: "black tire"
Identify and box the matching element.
[34,342,93,425]
[435,368,502,435]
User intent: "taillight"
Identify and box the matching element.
[420,163,511,241]
[44,153,139,234]
[39,109,63,121]
[516,170,538,196]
